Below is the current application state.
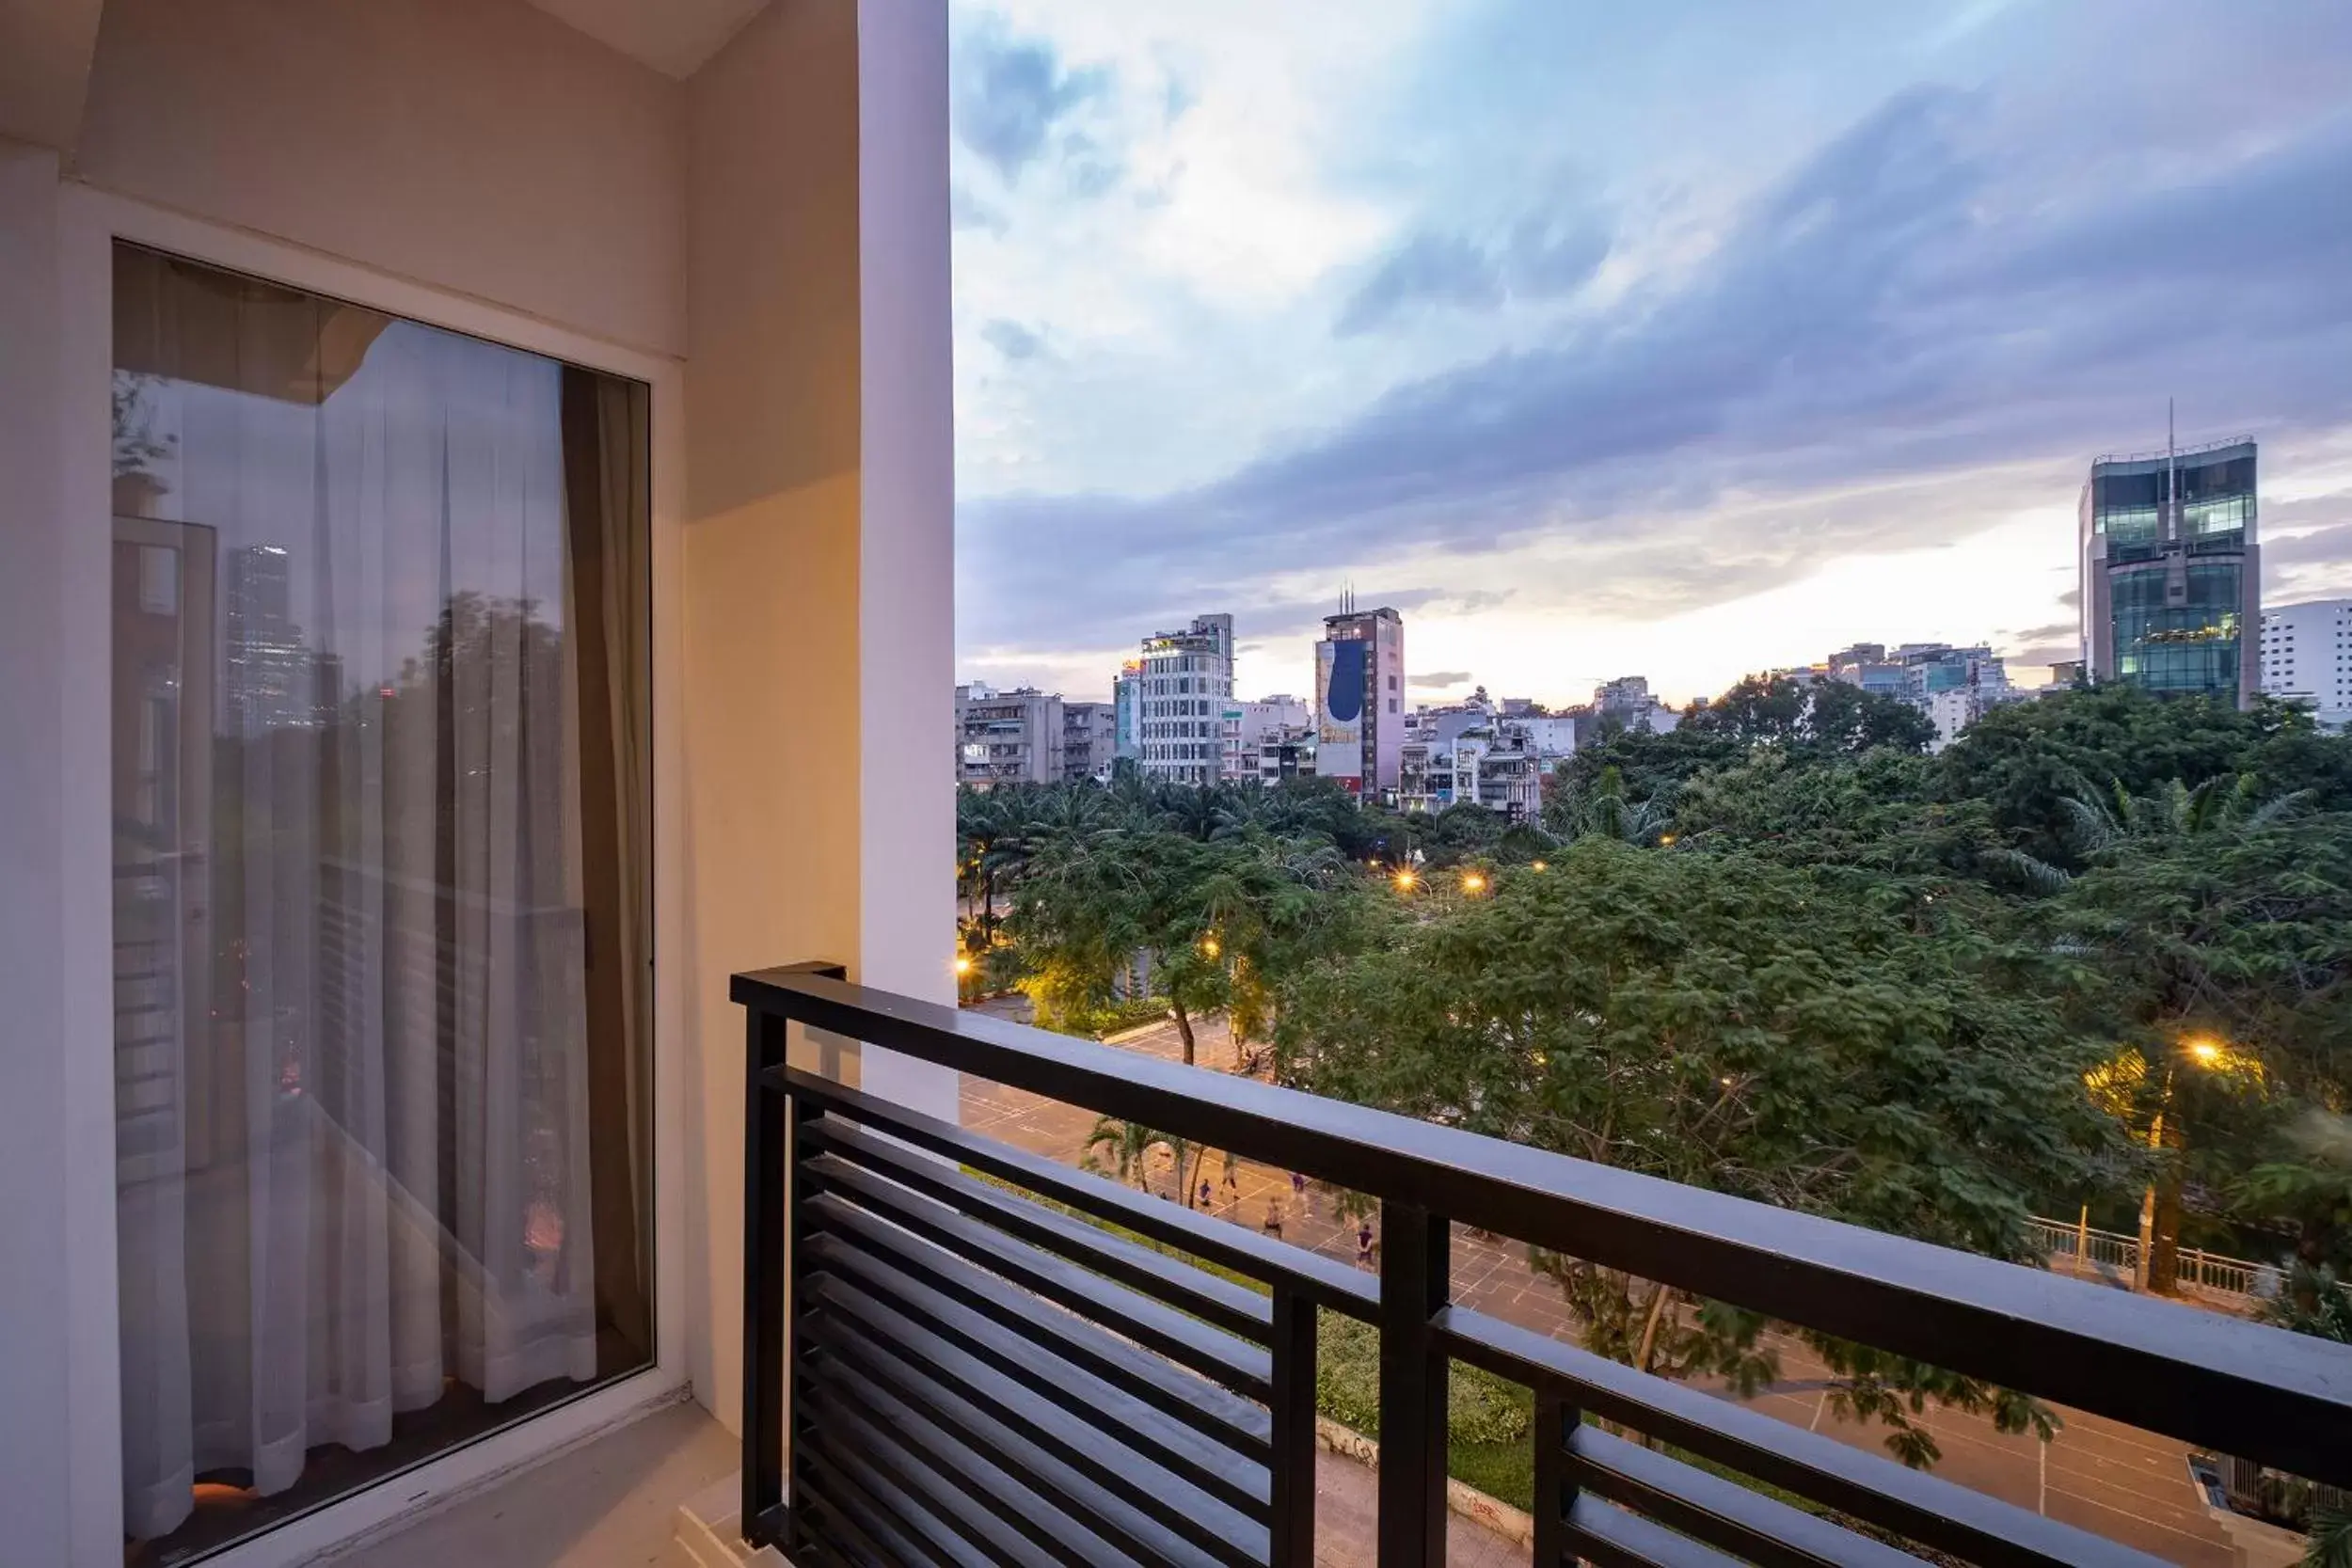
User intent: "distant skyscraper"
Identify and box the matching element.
[224,543,314,735]
[1136,614,1234,785]
[1112,660,1143,762]
[1314,602,1405,799]
[2080,436,2260,706]
[2258,599,2351,730]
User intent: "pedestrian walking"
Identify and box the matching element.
[1263,1198,1285,1240]
[1357,1220,1375,1269]
[1198,1179,1213,1210]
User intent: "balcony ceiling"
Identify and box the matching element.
[522,0,770,79]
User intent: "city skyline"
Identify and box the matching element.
[947,1,2352,709]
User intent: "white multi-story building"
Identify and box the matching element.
[2260,599,2352,730]
[1137,613,1235,785]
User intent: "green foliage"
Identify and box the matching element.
[2262,1262,2352,1344]
[1314,1312,1532,1447]
[958,682,2352,1469]
[2309,1509,2352,1568]
[1684,673,1940,756]
[1938,683,2352,867]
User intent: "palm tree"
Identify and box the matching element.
[1989,772,2314,891]
[2306,1509,2352,1568]
[1550,767,1673,846]
[1081,1117,1231,1209]
[1082,1116,1167,1192]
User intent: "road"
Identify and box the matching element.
[961,998,2239,1568]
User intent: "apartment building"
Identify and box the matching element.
[955,683,1064,787]
[2261,598,2352,729]
[1062,699,1118,782]
[1136,613,1235,785]
[1221,694,1311,784]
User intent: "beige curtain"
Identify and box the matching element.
[563,366,654,1358]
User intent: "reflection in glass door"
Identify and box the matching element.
[110,244,653,1565]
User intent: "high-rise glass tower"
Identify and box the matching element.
[2079,437,2259,706]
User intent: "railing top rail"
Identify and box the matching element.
[735,967,2352,1486]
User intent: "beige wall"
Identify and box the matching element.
[677,0,957,1433]
[75,0,690,357]
[680,0,867,1434]
[11,0,957,1523]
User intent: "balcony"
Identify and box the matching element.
[732,965,2350,1568]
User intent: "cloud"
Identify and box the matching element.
[1412,670,1473,689]
[951,184,1009,234]
[961,90,2352,663]
[954,24,1112,184]
[1998,620,2079,673]
[981,319,1049,361]
[1336,201,1612,337]
[2267,523,2352,566]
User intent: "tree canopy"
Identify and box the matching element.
[960,680,2352,1462]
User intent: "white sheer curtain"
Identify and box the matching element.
[114,252,600,1542]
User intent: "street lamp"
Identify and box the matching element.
[953,954,975,978]
[1461,871,1487,895]
[2184,1036,2224,1069]
[1392,868,1418,893]
[1529,860,1548,873]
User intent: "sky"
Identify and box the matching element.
[947,0,2352,708]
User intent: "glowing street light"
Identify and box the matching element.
[1529,860,1548,873]
[953,955,975,978]
[1461,871,1488,895]
[2183,1036,2225,1069]
[1392,868,1418,892]
[1200,935,1222,959]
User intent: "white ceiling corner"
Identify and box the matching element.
[523,0,771,80]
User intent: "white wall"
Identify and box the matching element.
[0,137,75,1568]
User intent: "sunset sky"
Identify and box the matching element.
[947,0,2352,708]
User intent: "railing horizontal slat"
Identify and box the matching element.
[1568,1493,1754,1568]
[804,1152,1273,1398]
[806,1111,1277,1342]
[807,1269,1269,1563]
[1566,1426,1920,1568]
[785,1067,1379,1320]
[804,1230,1270,1520]
[1437,1305,2164,1568]
[802,1195,1273,1450]
[811,1322,1232,1568]
[801,1377,1066,1568]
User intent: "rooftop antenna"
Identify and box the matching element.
[2167,397,2178,519]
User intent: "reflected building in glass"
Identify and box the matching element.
[2079,436,2259,706]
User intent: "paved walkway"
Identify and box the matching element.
[962,998,2238,1568]
[1311,1450,1525,1568]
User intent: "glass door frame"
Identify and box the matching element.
[59,185,690,1568]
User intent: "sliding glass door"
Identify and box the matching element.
[109,243,652,1565]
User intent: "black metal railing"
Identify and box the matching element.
[735,964,2352,1568]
